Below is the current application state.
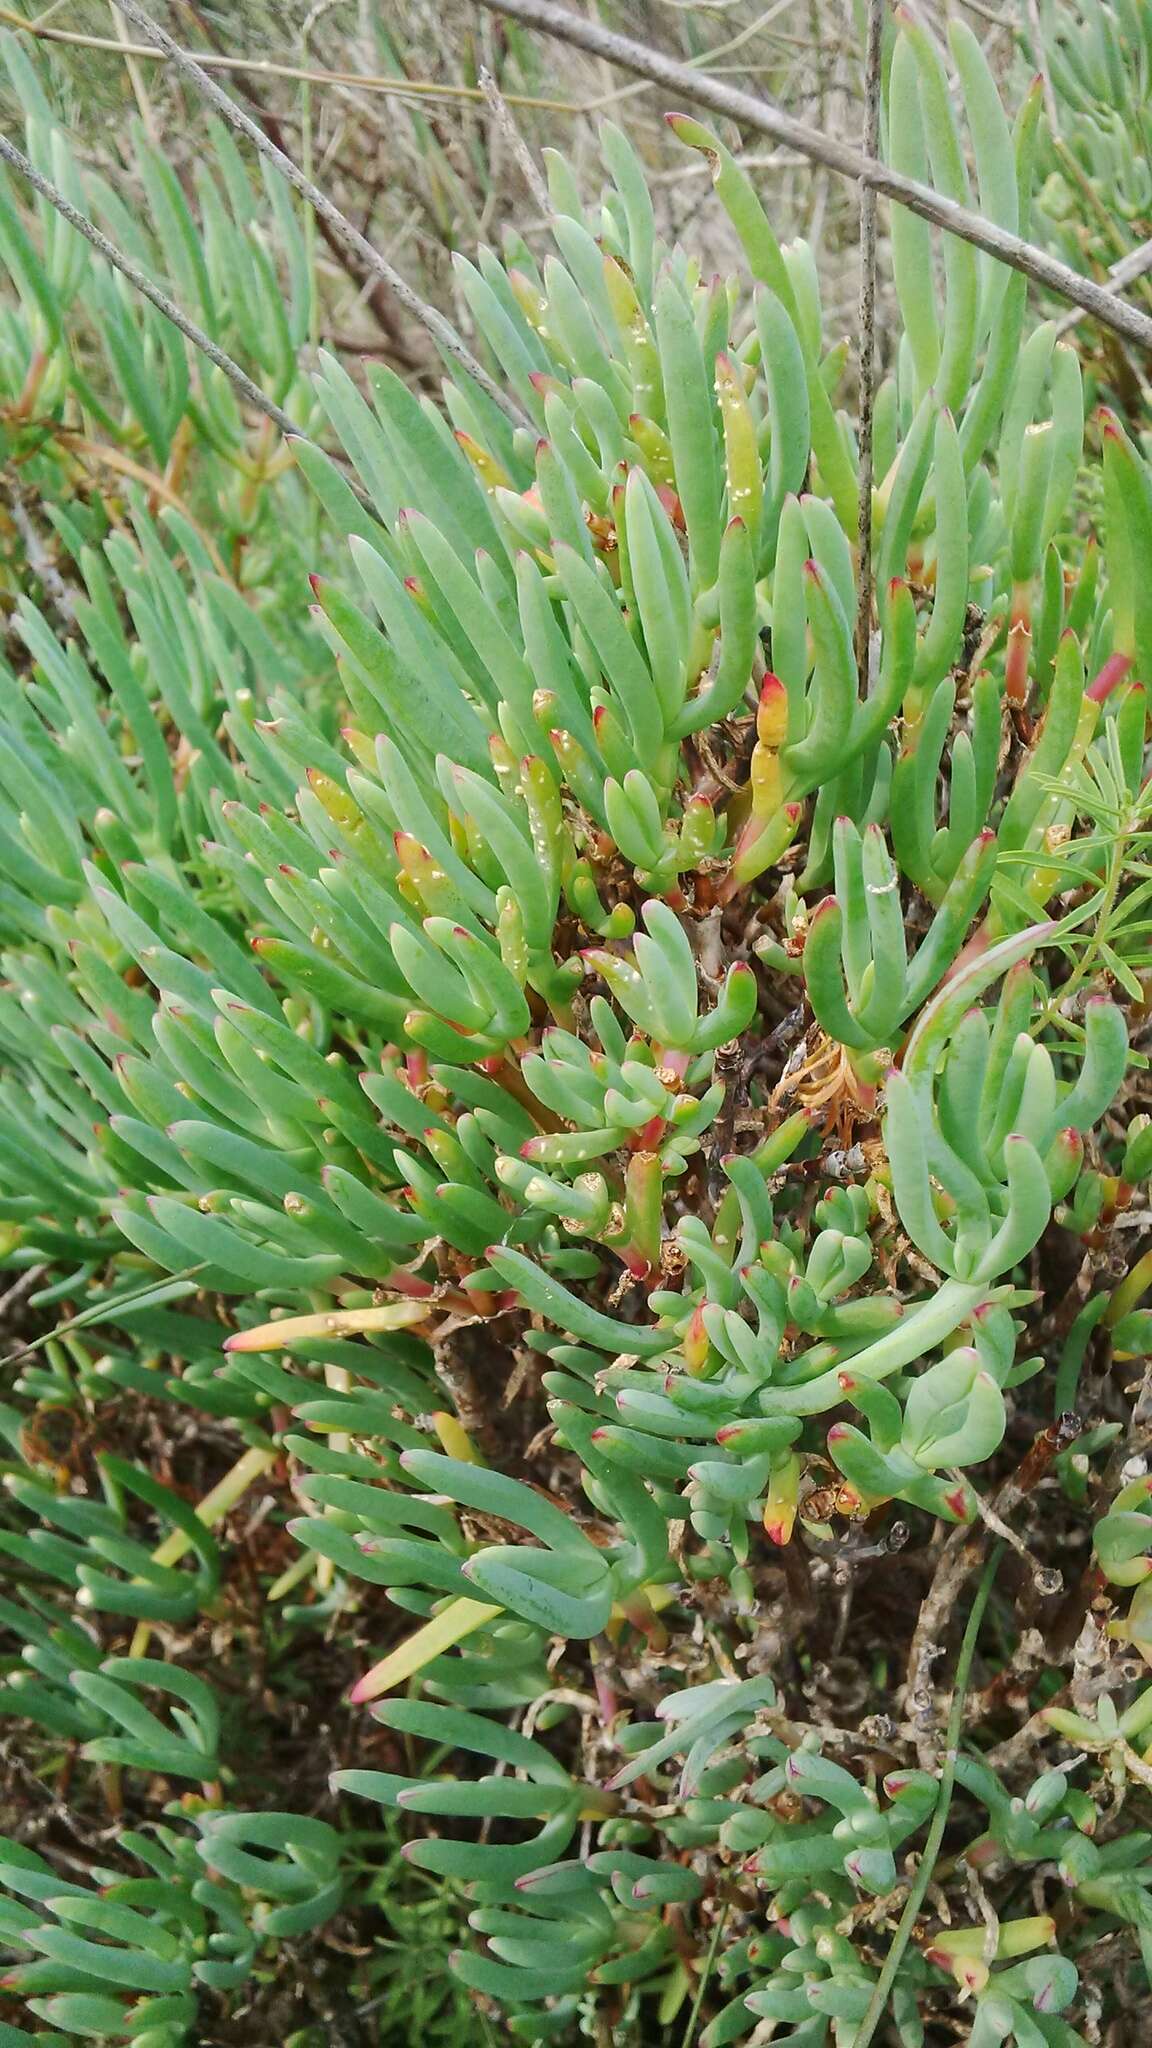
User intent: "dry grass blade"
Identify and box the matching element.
[0,3,580,110]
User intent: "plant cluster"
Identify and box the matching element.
[1,10,1152,2046]
[1023,0,1152,410]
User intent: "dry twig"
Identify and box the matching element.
[479,62,552,218]
[853,0,883,684]
[904,1415,1080,1767]
[1054,235,1152,338]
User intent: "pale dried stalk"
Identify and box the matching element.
[853,0,883,685]
[0,3,576,111]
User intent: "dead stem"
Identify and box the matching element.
[853,0,884,685]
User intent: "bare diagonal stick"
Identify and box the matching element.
[472,0,1152,353]
[113,0,530,425]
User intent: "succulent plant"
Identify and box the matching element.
[1025,0,1152,311]
[3,10,1152,2045]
